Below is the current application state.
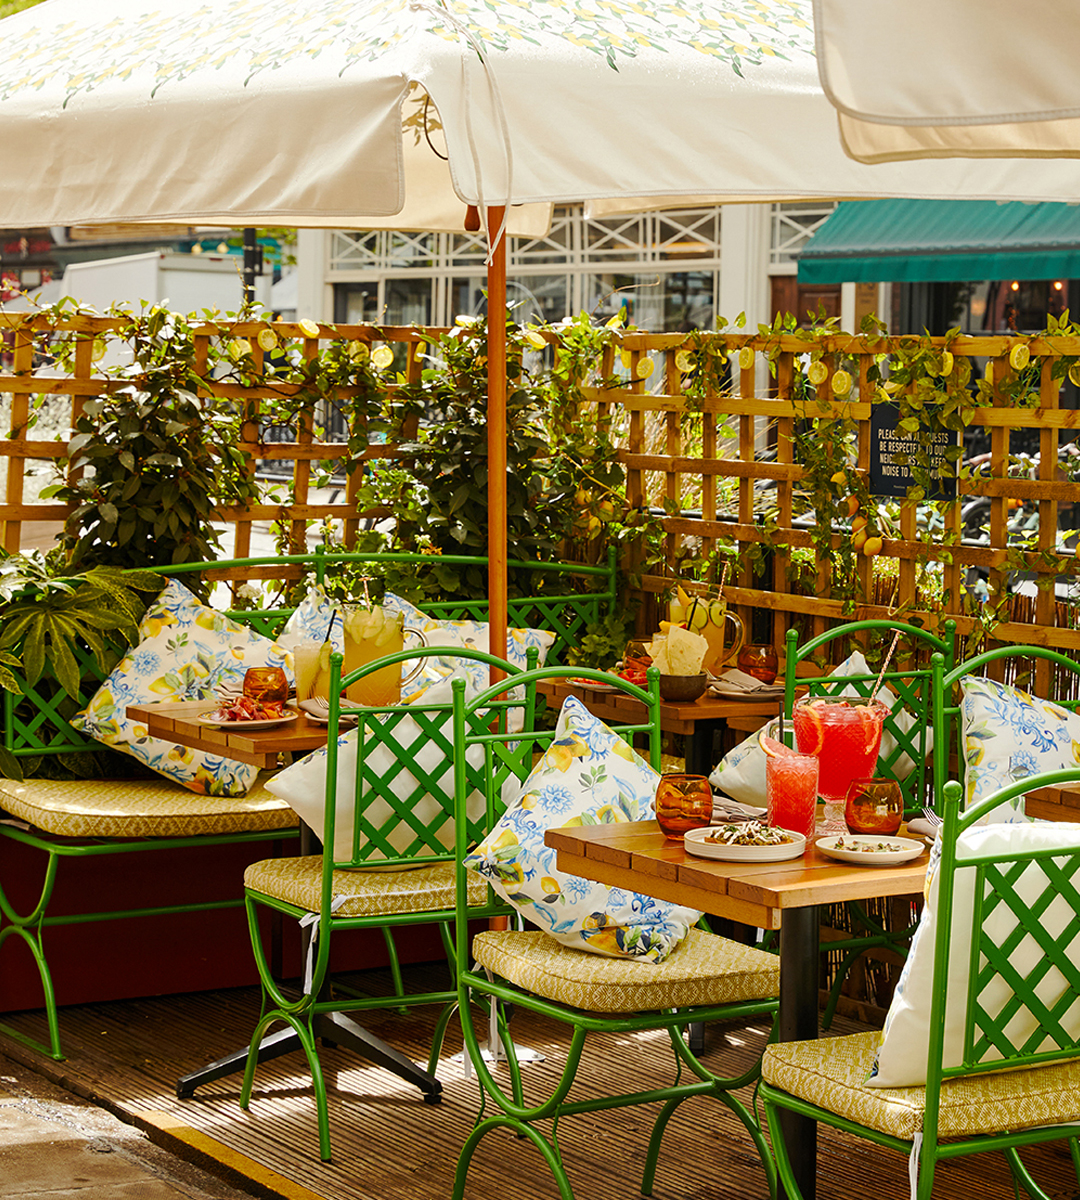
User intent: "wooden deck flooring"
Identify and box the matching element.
[1,964,1077,1200]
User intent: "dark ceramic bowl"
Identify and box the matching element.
[658,672,708,702]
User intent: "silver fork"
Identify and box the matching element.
[921,806,943,828]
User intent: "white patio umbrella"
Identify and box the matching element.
[4,0,1079,659]
[811,0,1080,163]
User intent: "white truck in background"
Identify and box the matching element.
[60,250,272,315]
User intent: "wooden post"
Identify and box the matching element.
[486,206,508,676]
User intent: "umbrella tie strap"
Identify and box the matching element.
[409,0,513,262]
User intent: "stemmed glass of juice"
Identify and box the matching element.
[792,696,887,830]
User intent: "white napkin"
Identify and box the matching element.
[717,668,776,692]
[905,817,940,840]
[712,797,767,822]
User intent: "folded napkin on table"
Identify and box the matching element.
[712,796,767,822]
[715,668,778,692]
[905,817,940,840]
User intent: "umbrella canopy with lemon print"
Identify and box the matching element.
[811,0,1080,164]
[2,0,1078,659]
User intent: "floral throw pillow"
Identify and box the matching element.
[72,579,291,797]
[464,696,701,961]
[960,676,1080,823]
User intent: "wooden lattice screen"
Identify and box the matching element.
[2,313,1078,687]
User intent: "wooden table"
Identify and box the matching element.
[126,700,446,1108]
[546,819,929,1200]
[126,699,328,769]
[536,679,780,774]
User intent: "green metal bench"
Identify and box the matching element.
[0,550,616,1061]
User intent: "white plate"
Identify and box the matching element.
[708,684,785,702]
[569,677,623,692]
[815,834,926,866]
[683,825,806,862]
[197,710,300,730]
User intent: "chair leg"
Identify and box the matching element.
[453,1115,574,1200]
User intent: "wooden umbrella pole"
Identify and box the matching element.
[486,204,509,679]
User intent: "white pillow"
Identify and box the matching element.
[464,696,701,961]
[961,676,1080,823]
[709,651,925,806]
[868,819,1080,1087]
[264,674,485,863]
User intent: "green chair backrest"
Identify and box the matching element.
[449,665,663,981]
[319,644,532,870]
[926,772,1080,1140]
[783,619,957,814]
[931,645,1080,814]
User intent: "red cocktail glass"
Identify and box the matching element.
[765,751,818,842]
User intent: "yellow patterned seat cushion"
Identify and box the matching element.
[0,777,298,839]
[471,927,780,1014]
[245,855,490,917]
[763,1030,1080,1140]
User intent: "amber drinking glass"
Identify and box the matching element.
[844,777,904,836]
[242,666,289,705]
[736,644,779,684]
[654,773,713,839]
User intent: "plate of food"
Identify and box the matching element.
[568,675,622,693]
[198,696,300,729]
[815,833,925,866]
[684,821,806,862]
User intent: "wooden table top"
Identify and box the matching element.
[546,820,929,931]
[535,678,781,735]
[126,700,328,769]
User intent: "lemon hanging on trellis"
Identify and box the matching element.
[371,345,394,370]
[635,357,655,379]
[806,360,828,386]
[1009,343,1031,371]
[831,369,853,398]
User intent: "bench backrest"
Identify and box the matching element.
[1,550,616,768]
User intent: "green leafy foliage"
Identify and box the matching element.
[0,553,163,699]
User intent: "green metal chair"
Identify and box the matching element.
[450,665,781,1200]
[931,645,1080,816]
[782,619,957,1029]
[761,769,1080,1200]
[238,645,521,1162]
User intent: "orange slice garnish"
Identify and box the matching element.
[758,731,799,758]
[793,704,825,756]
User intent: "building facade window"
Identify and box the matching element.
[328,205,722,332]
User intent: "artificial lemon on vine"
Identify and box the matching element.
[371,345,394,370]
[738,346,754,370]
[807,360,828,386]
[1009,343,1030,371]
[831,369,853,397]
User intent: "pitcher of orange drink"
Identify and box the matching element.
[668,592,745,675]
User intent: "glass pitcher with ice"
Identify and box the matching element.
[668,594,745,675]
[312,604,426,706]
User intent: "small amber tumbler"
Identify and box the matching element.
[844,777,904,836]
[736,644,779,684]
[654,773,713,839]
[243,666,289,705]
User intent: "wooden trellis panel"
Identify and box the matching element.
[2,314,1079,675]
[0,313,433,577]
[608,330,1080,679]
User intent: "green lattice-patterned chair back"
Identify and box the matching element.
[783,619,957,815]
[926,773,1080,1140]
[931,645,1080,816]
[320,645,534,878]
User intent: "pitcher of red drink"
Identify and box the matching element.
[792,696,887,830]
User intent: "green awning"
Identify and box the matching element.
[797,199,1080,284]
